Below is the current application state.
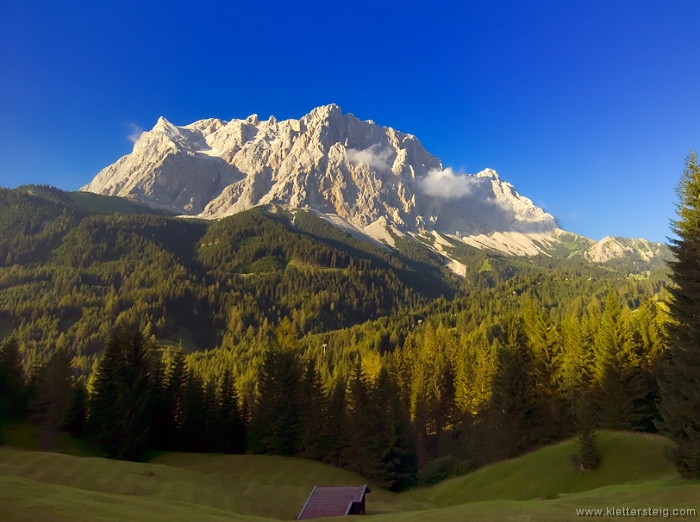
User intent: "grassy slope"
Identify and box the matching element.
[404,431,676,505]
[1,432,698,521]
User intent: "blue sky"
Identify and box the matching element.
[1,0,699,243]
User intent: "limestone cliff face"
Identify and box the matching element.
[81,104,667,267]
[82,104,556,237]
[584,236,666,264]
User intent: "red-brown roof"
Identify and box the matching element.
[297,485,368,520]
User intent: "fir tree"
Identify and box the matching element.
[659,152,700,478]
[342,360,380,477]
[218,368,245,454]
[489,317,538,459]
[297,358,326,460]
[202,378,219,452]
[147,356,170,451]
[595,291,647,430]
[63,381,87,438]
[575,397,600,471]
[34,349,73,450]
[0,337,26,422]
[251,350,299,455]
[180,369,205,451]
[88,326,154,461]
[165,348,187,450]
[323,378,348,467]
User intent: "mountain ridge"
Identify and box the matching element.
[81,104,667,270]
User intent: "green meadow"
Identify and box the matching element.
[1,430,698,521]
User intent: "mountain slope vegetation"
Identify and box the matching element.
[0,184,672,491]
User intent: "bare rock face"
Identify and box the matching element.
[584,236,666,264]
[82,104,667,267]
[82,104,556,238]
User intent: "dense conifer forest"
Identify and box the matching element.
[0,181,688,489]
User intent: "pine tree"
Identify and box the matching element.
[63,381,88,438]
[251,350,299,455]
[489,317,538,459]
[594,291,646,430]
[218,368,245,454]
[165,349,187,450]
[342,360,379,477]
[0,337,26,422]
[575,397,600,471]
[524,302,566,442]
[202,378,219,453]
[298,358,326,460]
[180,369,205,452]
[323,378,348,467]
[659,152,700,478]
[88,325,154,461]
[34,349,73,450]
[147,356,170,451]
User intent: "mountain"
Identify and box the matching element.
[81,104,667,271]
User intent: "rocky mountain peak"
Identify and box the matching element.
[81,105,664,267]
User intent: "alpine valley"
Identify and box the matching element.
[0,104,677,505]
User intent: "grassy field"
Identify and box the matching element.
[1,431,698,521]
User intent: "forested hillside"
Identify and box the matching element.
[0,184,670,489]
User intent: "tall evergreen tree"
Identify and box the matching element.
[202,378,219,453]
[659,152,700,478]
[489,317,538,459]
[298,358,326,460]
[524,302,566,442]
[595,291,647,430]
[0,337,26,422]
[218,367,246,454]
[147,356,170,451]
[342,360,380,477]
[251,349,299,455]
[575,396,601,471]
[323,378,348,467]
[34,349,73,450]
[87,326,154,461]
[180,369,205,452]
[63,380,87,438]
[165,349,187,450]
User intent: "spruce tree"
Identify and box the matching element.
[298,358,326,460]
[489,317,538,459]
[88,326,154,461]
[342,360,379,477]
[34,349,73,451]
[0,337,26,422]
[594,291,646,430]
[180,369,205,452]
[165,349,187,450]
[323,378,348,467]
[202,378,219,453]
[251,349,299,455]
[659,152,700,478]
[218,368,245,454]
[575,397,600,471]
[63,381,88,438]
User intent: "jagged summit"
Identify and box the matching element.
[83,105,553,231]
[81,105,663,268]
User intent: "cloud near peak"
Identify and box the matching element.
[417,168,480,199]
[346,144,393,172]
[127,123,144,143]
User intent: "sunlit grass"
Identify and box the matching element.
[1,431,698,522]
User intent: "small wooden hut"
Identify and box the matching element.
[297,485,369,520]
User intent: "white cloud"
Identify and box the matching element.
[417,168,480,199]
[346,144,392,171]
[127,123,144,143]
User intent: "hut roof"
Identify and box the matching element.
[297,485,368,520]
